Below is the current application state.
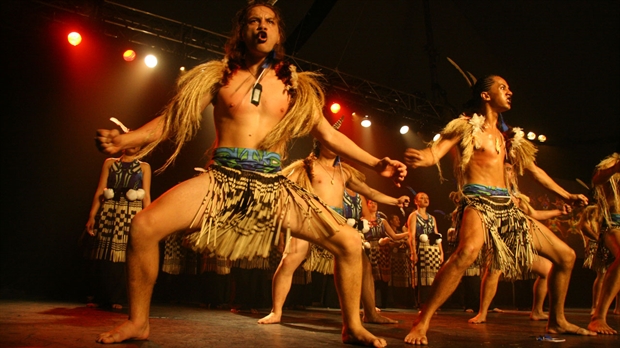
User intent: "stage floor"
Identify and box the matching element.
[0,299,618,347]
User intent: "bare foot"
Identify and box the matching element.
[258,312,281,324]
[96,320,149,344]
[404,322,428,345]
[547,322,596,336]
[363,313,398,324]
[468,313,486,324]
[587,318,617,335]
[342,326,387,347]
[464,308,474,313]
[529,311,548,321]
[111,304,123,310]
[491,307,504,313]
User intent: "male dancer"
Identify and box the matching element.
[403,75,594,344]
[258,137,408,325]
[95,2,405,346]
[468,163,569,324]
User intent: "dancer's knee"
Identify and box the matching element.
[129,211,157,245]
[556,247,576,270]
[453,243,480,268]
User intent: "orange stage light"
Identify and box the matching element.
[123,50,136,62]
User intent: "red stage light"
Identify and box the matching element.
[330,103,341,114]
[123,50,137,62]
[67,32,82,46]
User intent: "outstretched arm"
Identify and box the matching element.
[403,135,459,168]
[525,162,588,206]
[96,91,213,155]
[311,118,407,186]
[346,172,410,208]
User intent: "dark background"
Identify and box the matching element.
[1,0,618,307]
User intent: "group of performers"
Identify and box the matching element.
[85,1,618,346]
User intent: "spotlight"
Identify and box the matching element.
[433,133,441,142]
[180,66,186,72]
[144,54,158,68]
[538,134,547,142]
[123,50,136,62]
[361,116,371,128]
[399,125,409,134]
[67,32,82,46]
[330,103,341,114]
[527,132,536,140]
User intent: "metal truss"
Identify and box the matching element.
[31,0,456,125]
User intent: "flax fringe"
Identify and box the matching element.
[184,165,346,261]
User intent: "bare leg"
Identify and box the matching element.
[529,220,595,336]
[591,270,606,315]
[405,207,484,345]
[361,253,398,324]
[529,257,551,321]
[588,228,620,334]
[468,269,500,324]
[97,174,214,343]
[285,201,385,347]
[258,238,309,324]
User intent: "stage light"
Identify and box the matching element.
[433,133,441,142]
[144,54,158,68]
[180,67,186,72]
[67,32,82,46]
[361,116,371,128]
[538,134,547,142]
[527,131,536,140]
[123,50,136,62]
[330,103,341,114]
[400,125,409,134]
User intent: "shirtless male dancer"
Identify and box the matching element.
[588,152,620,334]
[94,2,406,346]
[403,75,595,344]
[468,162,571,324]
[258,138,408,325]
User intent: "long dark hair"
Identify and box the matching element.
[462,74,497,114]
[224,1,287,66]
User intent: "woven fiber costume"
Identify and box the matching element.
[410,211,441,287]
[366,212,392,282]
[185,147,346,261]
[435,114,539,280]
[86,159,146,262]
[592,153,620,272]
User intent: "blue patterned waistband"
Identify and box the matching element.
[612,213,620,226]
[463,183,509,197]
[212,147,282,173]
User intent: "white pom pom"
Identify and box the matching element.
[361,220,370,233]
[419,234,428,243]
[347,218,356,227]
[136,188,146,200]
[103,188,114,199]
[436,238,442,245]
[363,241,371,249]
[126,189,138,201]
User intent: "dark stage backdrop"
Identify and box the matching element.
[0,1,611,309]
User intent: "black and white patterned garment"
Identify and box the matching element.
[412,212,442,287]
[85,159,144,263]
